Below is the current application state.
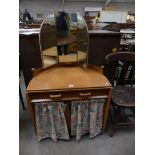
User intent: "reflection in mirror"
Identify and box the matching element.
[77,14,88,67]
[56,12,78,64]
[39,13,88,67]
[39,14,58,67]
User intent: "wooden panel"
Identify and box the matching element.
[19,34,42,86]
[88,32,121,67]
[27,88,110,102]
[26,67,111,91]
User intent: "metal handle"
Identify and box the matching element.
[49,94,62,98]
[80,92,91,97]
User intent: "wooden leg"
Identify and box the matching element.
[102,89,112,132]
[110,106,120,137]
[104,111,112,133]
[109,110,113,123]
[26,93,36,134]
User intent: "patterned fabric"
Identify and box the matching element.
[71,98,105,141]
[71,100,90,139]
[89,99,104,138]
[35,102,69,142]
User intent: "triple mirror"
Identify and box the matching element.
[39,13,88,68]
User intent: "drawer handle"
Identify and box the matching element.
[49,94,62,98]
[80,92,91,97]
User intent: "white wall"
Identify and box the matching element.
[19,0,135,18]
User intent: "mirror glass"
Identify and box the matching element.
[39,14,58,67]
[39,13,88,68]
[77,14,88,67]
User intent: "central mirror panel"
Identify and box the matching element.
[39,13,88,67]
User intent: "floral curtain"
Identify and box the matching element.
[35,102,69,142]
[34,98,105,142]
[71,98,105,141]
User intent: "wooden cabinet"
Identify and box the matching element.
[88,30,121,67]
[19,33,42,86]
[26,65,112,133]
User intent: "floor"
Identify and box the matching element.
[19,73,135,155]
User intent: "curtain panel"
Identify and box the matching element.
[34,98,105,142]
[35,102,69,142]
[71,98,105,141]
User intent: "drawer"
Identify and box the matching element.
[27,88,111,103]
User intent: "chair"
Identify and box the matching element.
[128,42,135,52]
[104,52,135,137]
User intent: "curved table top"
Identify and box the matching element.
[27,66,111,91]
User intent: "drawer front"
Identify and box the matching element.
[27,88,111,103]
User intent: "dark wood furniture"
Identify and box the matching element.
[19,21,42,29]
[26,64,112,135]
[118,23,135,29]
[104,52,135,137]
[19,24,41,29]
[88,29,121,67]
[19,32,42,86]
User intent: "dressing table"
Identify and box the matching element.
[26,13,112,141]
[26,64,111,132]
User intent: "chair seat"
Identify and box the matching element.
[112,86,135,107]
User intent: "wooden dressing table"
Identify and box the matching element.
[25,14,112,140]
[26,64,112,134]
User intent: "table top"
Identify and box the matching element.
[27,66,111,92]
[88,23,120,35]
